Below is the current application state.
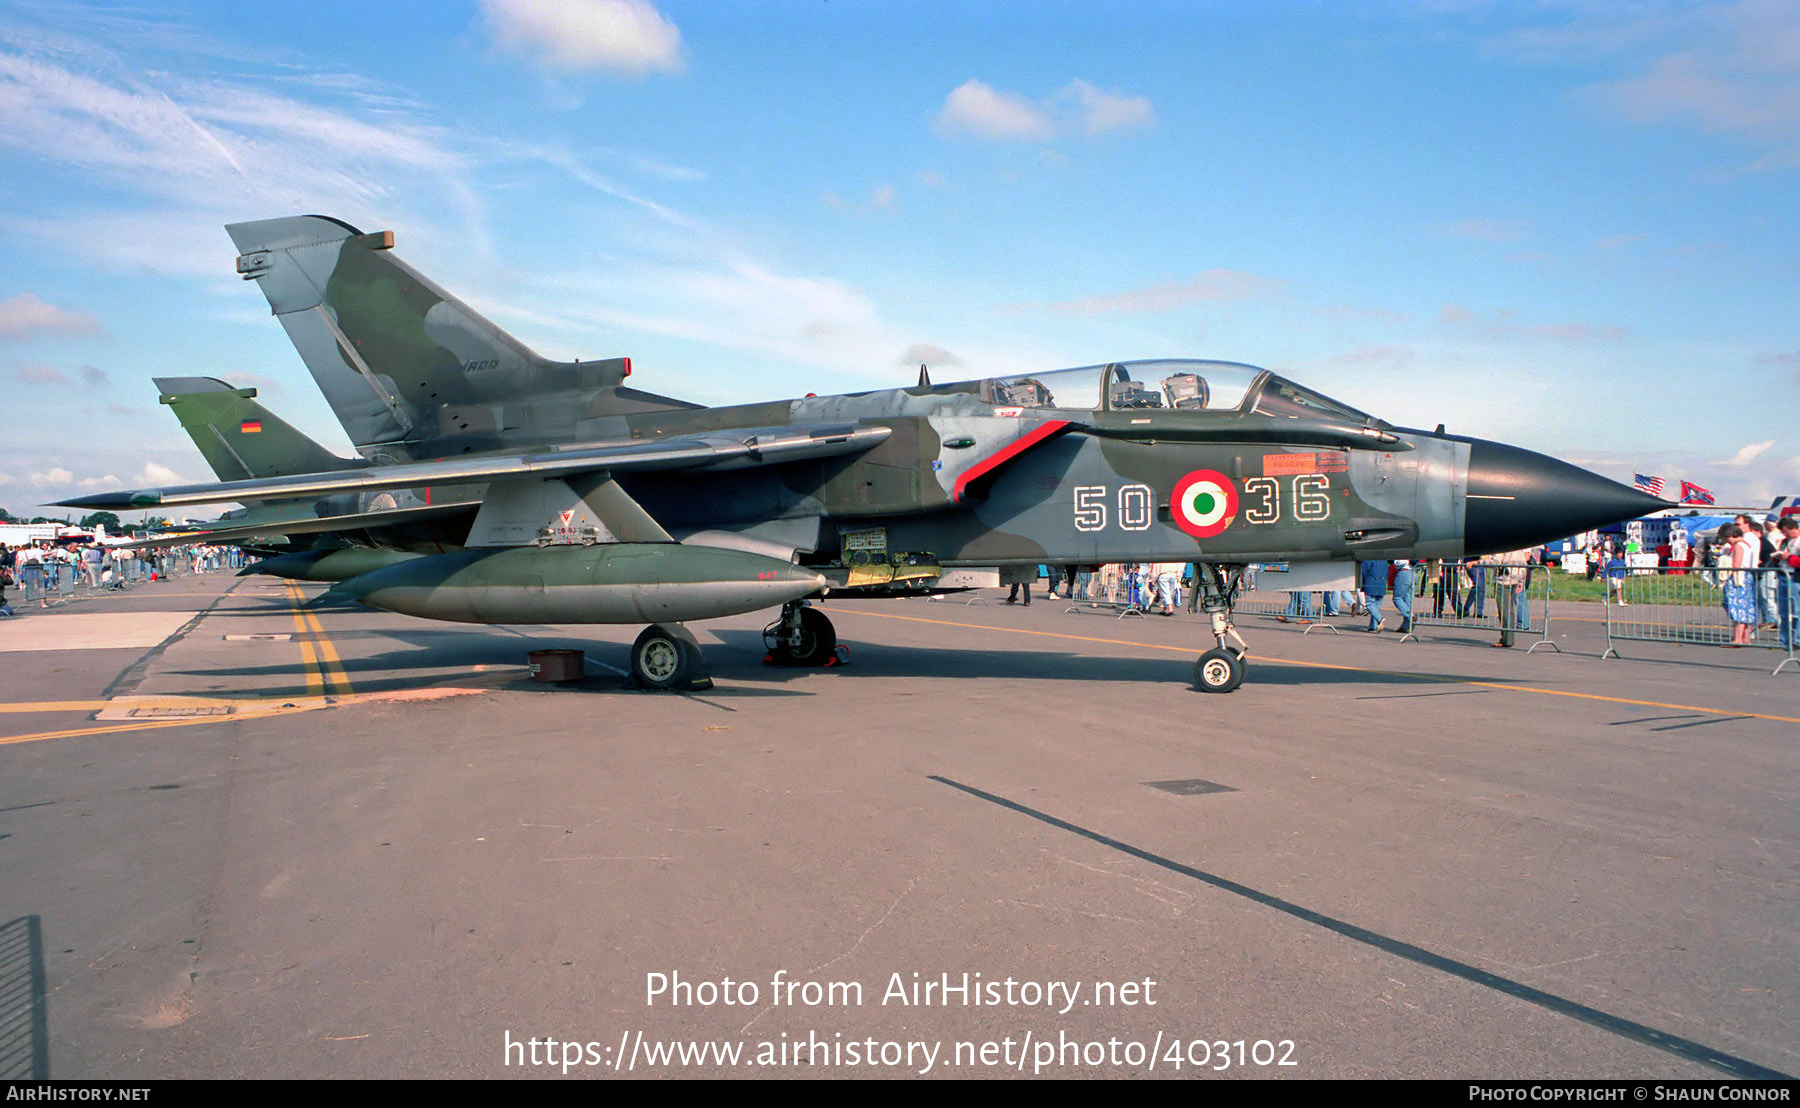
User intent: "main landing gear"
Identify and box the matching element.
[630,623,712,691]
[764,601,841,667]
[629,601,843,691]
[1192,564,1251,694]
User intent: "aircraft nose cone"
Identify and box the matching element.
[1465,439,1668,556]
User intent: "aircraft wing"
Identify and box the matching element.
[116,501,481,549]
[57,422,891,511]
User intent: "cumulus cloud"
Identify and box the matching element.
[135,461,183,485]
[1047,270,1284,315]
[900,344,961,368]
[1062,79,1155,136]
[936,79,1057,142]
[1720,440,1774,467]
[0,294,103,341]
[27,466,74,486]
[479,0,684,77]
[935,78,1154,143]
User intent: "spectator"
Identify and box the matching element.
[1359,560,1389,632]
[1718,524,1756,647]
[1391,559,1415,634]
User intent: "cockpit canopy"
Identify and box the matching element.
[965,359,1374,423]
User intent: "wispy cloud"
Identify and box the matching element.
[14,362,70,385]
[1328,344,1418,368]
[823,183,898,214]
[1498,0,1800,173]
[0,294,103,341]
[1437,303,1628,342]
[1444,217,1528,243]
[1046,270,1284,315]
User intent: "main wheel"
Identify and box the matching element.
[778,607,837,667]
[1194,647,1245,693]
[632,624,698,690]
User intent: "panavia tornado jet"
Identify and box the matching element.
[60,215,1667,692]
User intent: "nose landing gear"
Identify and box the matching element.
[764,601,839,667]
[1192,564,1250,693]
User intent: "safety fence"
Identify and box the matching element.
[1216,561,1558,649]
[1604,564,1797,676]
[1401,561,1558,652]
[1009,558,1796,677]
[1058,568,1169,619]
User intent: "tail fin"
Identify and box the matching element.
[225,215,636,461]
[155,377,361,481]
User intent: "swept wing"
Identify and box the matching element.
[59,422,892,511]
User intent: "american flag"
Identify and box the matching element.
[1679,480,1714,506]
[1633,473,1665,496]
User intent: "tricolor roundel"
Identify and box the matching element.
[1171,470,1238,538]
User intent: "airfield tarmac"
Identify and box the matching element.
[0,571,1795,1080]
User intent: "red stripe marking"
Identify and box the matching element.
[952,420,1072,502]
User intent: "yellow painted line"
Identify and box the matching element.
[303,605,353,697]
[2,585,358,748]
[0,704,326,747]
[832,608,1800,726]
[286,584,325,697]
[0,699,276,713]
[0,701,154,713]
[284,583,353,697]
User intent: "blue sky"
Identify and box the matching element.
[1,0,1796,517]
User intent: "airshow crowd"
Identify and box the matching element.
[0,541,246,615]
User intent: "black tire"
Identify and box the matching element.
[1194,647,1245,693]
[632,624,697,690]
[779,607,837,667]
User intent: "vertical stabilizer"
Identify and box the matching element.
[226,215,632,460]
[155,376,361,481]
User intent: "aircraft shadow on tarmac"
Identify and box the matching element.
[169,623,1532,699]
[699,628,1516,691]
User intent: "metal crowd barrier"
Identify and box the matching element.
[1604,565,1797,676]
[1228,584,1347,635]
[1402,561,1559,652]
[1060,568,1160,619]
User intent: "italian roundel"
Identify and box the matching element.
[1171,469,1238,538]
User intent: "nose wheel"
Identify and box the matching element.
[1194,647,1246,693]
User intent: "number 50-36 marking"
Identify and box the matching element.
[1075,475,1331,532]
[1242,475,1332,525]
[1073,484,1154,532]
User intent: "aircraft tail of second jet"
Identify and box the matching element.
[155,376,362,481]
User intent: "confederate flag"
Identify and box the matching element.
[1678,480,1715,506]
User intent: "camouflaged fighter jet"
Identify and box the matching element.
[60,215,1668,692]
